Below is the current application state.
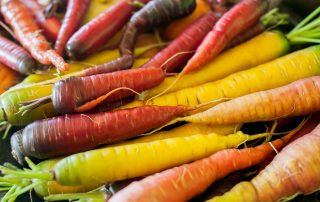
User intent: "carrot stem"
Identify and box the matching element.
[290,6,320,32]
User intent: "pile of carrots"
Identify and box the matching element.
[1,0,320,201]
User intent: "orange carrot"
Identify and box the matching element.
[1,0,69,71]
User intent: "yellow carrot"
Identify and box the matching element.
[123,45,320,109]
[142,31,290,99]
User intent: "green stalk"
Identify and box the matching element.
[290,6,320,32]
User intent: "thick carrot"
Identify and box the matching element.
[22,0,61,41]
[123,45,320,109]
[119,0,196,57]
[10,105,190,162]
[66,0,151,59]
[163,0,212,40]
[209,123,320,202]
[54,0,91,56]
[183,0,281,74]
[1,0,69,71]
[140,11,219,73]
[0,35,37,75]
[141,31,290,99]
[0,63,19,94]
[4,131,271,189]
[108,132,295,202]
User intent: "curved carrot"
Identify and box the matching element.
[54,0,91,56]
[119,0,196,57]
[0,35,36,75]
[183,0,281,74]
[209,123,320,202]
[22,0,61,41]
[10,105,190,162]
[141,11,219,72]
[66,0,151,59]
[1,0,69,71]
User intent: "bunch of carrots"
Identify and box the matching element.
[1,0,320,201]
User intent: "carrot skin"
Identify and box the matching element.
[183,0,278,73]
[141,11,219,72]
[1,0,69,71]
[109,136,288,202]
[119,0,196,56]
[22,0,61,41]
[66,0,151,59]
[54,0,91,56]
[52,67,165,113]
[183,76,320,125]
[10,105,188,162]
[0,35,36,75]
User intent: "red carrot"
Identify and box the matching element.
[22,0,61,41]
[11,105,190,163]
[54,0,91,56]
[66,0,151,59]
[0,35,36,75]
[119,0,196,57]
[183,0,282,74]
[141,11,220,73]
[1,0,69,71]
[108,130,296,202]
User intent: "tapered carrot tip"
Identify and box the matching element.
[46,50,69,71]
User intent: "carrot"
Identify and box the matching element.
[10,105,191,162]
[182,0,282,74]
[3,131,272,189]
[0,35,37,75]
[0,63,19,94]
[54,0,91,56]
[163,0,212,40]
[122,45,320,109]
[141,31,290,99]
[66,0,151,59]
[108,130,297,202]
[22,0,61,41]
[208,123,320,202]
[1,0,69,71]
[119,0,196,57]
[140,11,219,73]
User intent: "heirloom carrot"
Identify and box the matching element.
[0,63,19,94]
[54,0,91,56]
[1,0,69,71]
[209,123,320,202]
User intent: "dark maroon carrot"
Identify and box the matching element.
[44,0,68,16]
[66,0,151,59]
[1,0,69,71]
[183,0,282,74]
[0,35,36,75]
[54,0,91,56]
[22,0,61,41]
[11,105,190,162]
[20,67,165,114]
[140,11,220,73]
[119,0,196,57]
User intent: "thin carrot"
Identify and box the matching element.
[140,11,220,73]
[208,123,320,202]
[108,129,298,202]
[22,0,61,41]
[54,0,91,56]
[0,63,19,94]
[182,0,282,74]
[0,35,37,75]
[66,0,151,59]
[1,0,69,71]
[10,105,190,162]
